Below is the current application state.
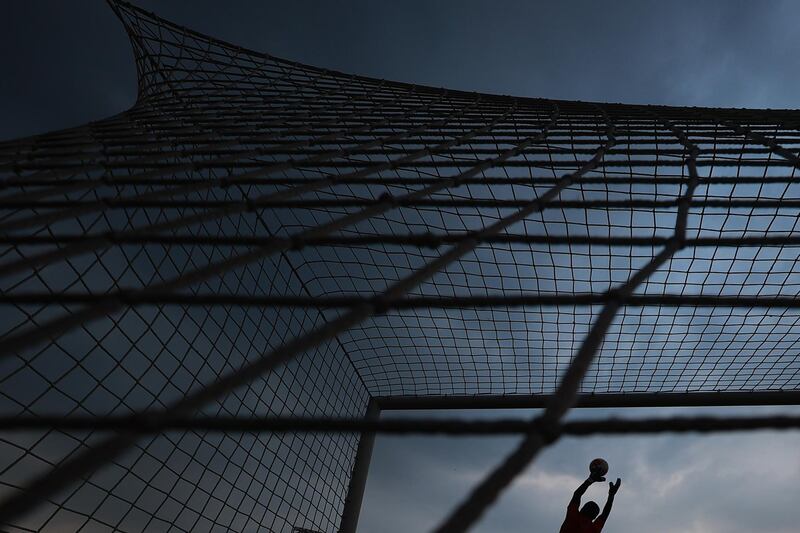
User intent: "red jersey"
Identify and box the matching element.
[559,501,605,533]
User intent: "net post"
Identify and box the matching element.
[338,398,381,533]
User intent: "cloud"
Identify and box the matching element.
[515,469,584,496]
[361,407,800,533]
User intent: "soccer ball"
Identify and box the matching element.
[589,458,608,478]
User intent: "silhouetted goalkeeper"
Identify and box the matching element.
[559,472,621,532]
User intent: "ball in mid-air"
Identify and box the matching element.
[589,458,608,478]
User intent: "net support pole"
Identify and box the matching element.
[338,398,380,533]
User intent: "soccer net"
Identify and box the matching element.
[0,1,799,531]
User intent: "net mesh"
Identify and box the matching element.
[0,1,799,531]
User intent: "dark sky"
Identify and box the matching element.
[2,2,800,532]
[3,0,800,141]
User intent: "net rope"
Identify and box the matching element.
[1,1,800,531]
